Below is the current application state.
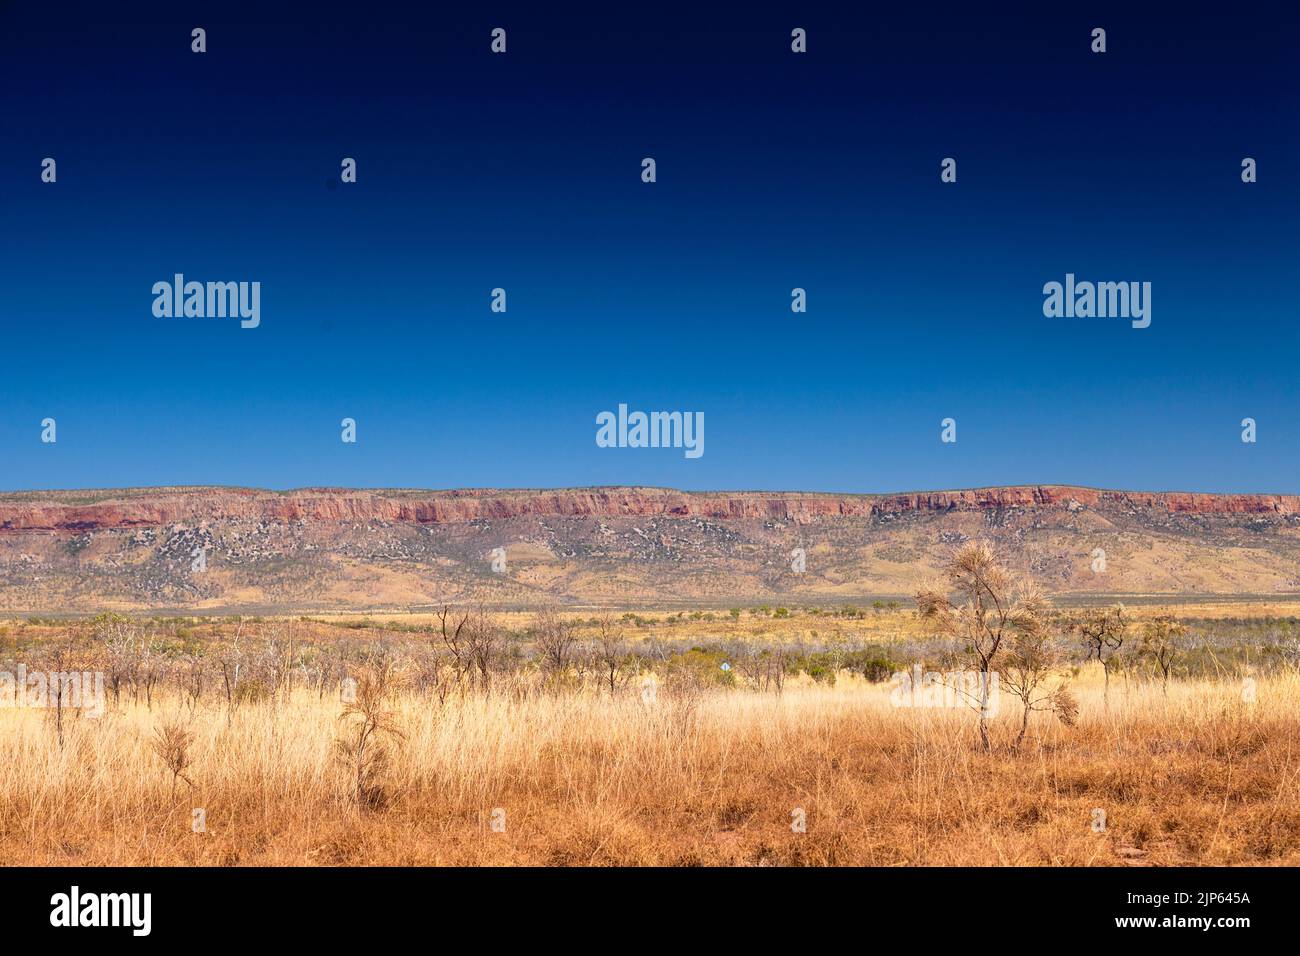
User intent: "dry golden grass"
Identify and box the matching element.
[325,606,931,645]
[1,664,1297,866]
[306,600,1300,644]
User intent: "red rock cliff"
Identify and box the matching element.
[0,485,1295,533]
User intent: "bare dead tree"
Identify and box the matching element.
[464,606,502,691]
[406,638,446,703]
[43,642,74,749]
[732,645,762,690]
[253,622,297,707]
[764,647,788,694]
[435,605,471,689]
[181,653,206,709]
[216,622,245,717]
[313,643,350,701]
[1138,614,1185,695]
[533,607,577,683]
[98,614,138,708]
[151,720,195,797]
[137,635,164,710]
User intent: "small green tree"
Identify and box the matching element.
[1073,605,1128,706]
[1000,622,1076,749]
[335,662,405,810]
[915,541,1049,751]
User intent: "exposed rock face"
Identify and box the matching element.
[0,486,1297,612]
[1,485,1296,533]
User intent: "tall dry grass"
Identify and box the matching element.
[1,665,1297,866]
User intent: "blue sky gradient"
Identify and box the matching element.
[2,3,1296,493]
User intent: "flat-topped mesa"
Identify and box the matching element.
[0,485,1296,534]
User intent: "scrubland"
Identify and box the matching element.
[1,616,1296,866]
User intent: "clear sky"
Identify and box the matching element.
[2,3,1296,494]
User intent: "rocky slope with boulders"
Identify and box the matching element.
[0,485,1296,612]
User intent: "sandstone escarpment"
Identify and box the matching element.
[0,485,1296,534]
[0,486,1297,611]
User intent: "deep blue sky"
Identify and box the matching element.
[3,3,1296,494]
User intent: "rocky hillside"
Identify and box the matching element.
[0,485,1297,612]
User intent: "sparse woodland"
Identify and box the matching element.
[1,550,1299,866]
